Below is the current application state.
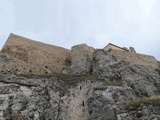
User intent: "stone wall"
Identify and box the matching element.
[0,53,63,75]
[68,44,94,75]
[109,50,159,68]
[71,44,94,63]
[1,33,71,74]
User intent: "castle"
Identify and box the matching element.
[0,33,159,75]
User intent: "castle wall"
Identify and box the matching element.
[68,44,94,75]
[109,50,159,68]
[71,44,94,63]
[0,61,64,75]
[1,33,71,74]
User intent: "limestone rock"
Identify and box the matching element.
[0,34,160,119]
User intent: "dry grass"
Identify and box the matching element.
[126,95,160,110]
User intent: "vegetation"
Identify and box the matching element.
[60,74,98,86]
[19,72,123,87]
[126,95,160,110]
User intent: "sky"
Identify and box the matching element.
[0,0,160,60]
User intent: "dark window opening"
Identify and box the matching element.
[82,100,85,106]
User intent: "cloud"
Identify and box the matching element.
[0,0,15,49]
[138,0,155,17]
[0,0,159,60]
[0,0,15,34]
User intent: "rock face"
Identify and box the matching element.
[108,49,159,68]
[0,48,160,120]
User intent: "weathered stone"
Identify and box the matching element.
[129,47,136,53]
[1,33,71,74]
[87,93,117,120]
[68,44,94,75]
[109,49,159,68]
[93,49,120,79]
[0,60,160,119]
[0,35,160,119]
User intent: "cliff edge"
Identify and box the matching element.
[0,34,160,120]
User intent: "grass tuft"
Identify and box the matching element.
[126,95,160,110]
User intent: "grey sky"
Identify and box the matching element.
[0,0,160,60]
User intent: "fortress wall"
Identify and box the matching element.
[68,44,94,75]
[109,50,159,68]
[71,44,94,63]
[1,33,71,73]
[0,54,64,75]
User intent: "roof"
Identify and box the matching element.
[103,43,128,51]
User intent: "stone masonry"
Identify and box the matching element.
[109,50,159,68]
[68,44,94,75]
[1,33,71,75]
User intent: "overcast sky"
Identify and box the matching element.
[0,0,160,60]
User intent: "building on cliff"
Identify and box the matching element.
[103,43,159,68]
[104,43,130,52]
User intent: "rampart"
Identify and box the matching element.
[109,50,159,68]
[0,52,64,75]
[1,33,71,75]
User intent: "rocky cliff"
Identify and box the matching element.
[0,34,160,120]
[0,47,160,120]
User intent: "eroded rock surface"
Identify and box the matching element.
[0,45,160,120]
